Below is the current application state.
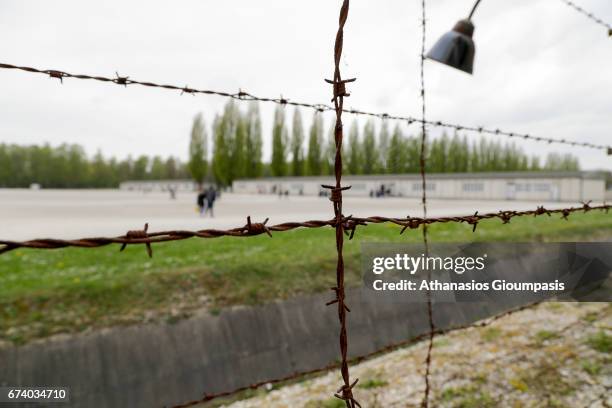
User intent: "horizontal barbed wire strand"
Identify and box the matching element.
[170,299,554,407]
[0,62,609,152]
[559,0,612,34]
[1,202,609,255]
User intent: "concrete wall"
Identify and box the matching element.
[0,289,526,408]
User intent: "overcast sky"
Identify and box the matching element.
[0,0,610,170]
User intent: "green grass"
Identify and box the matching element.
[480,327,503,342]
[581,360,602,376]
[534,330,561,344]
[440,384,496,407]
[359,378,389,389]
[586,331,612,354]
[1,211,612,344]
[304,398,346,408]
[512,359,576,397]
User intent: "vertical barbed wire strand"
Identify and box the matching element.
[323,1,360,407]
[419,0,435,407]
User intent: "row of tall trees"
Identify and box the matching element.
[0,143,188,188]
[279,110,579,175]
[0,102,580,189]
[188,102,264,187]
[188,102,580,186]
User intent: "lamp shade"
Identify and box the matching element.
[426,19,476,74]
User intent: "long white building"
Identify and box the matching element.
[232,171,607,202]
[119,179,200,192]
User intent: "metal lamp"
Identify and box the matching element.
[426,0,482,74]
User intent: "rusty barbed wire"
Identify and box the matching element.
[2,4,609,407]
[559,0,612,35]
[169,298,552,407]
[323,1,360,407]
[418,0,435,406]
[0,62,609,153]
[1,203,609,255]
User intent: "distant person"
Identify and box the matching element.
[203,186,217,217]
[168,186,177,200]
[197,189,207,216]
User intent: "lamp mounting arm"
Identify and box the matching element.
[468,0,483,20]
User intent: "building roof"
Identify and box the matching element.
[235,171,607,183]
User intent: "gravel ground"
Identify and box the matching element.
[224,302,611,408]
[0,189,586,240]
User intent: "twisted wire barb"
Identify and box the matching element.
[170,299,549,407]
[1,203,608,255]
[0,62,609,152]
[559,0,612,35]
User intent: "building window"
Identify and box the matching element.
[462,183,484,192]
[412,183,436,191]
[533,184,551,192]
[516,183,531,192]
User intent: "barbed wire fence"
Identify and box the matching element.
[418,0,435,406]
[1,61,610,153]
[2,203,609,256]
[323,1,359,406]
[559,0,612,35]
[1,1,611,407]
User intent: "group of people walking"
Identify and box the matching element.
[197,186,217,217]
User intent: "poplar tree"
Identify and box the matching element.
[188,113,208,188]
[133,155,149,180]
[306,113,323,175]
[165,157,178,179]
[231,115,248,180]
[212,101,237,187]
[362,120,379,174]
[271,106,288,177]
[150,156,166,180]
[459,135,470,172]
[427,133,451,173]
[405,135,421,173]
[323,121,337,175]
[290,108,305,176]
[387,124,404,174]
[347,120,362,175]
[378,120,390,173]
[245,102,263,178]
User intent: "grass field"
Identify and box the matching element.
[1,211,612,344]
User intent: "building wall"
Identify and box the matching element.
[582,179,606,202]
[233,172,606,202]
[119,180,199,192]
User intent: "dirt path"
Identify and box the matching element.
[225,302,611,408]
